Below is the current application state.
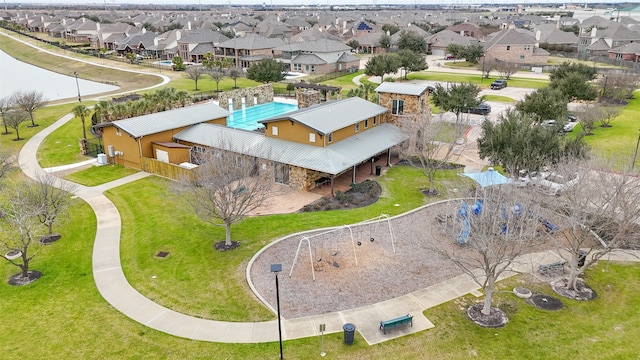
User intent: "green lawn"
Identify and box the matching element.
[110,165,464,322]
[483,95,517,103]
[63,164,139,186]
[37,101,98,168]
[582,95,640,168]
[408,72,548,89]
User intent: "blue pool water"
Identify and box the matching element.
[227,102,298,131]
[154,60,173,66]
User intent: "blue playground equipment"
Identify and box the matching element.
[456,200,483,246]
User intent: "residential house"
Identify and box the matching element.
[389,25,430,50]
[608,42,640,61]
[115,29,157,57]
[214,33,286,69]
[177,29,230,63]
[146,29,183,60]
[173,96,406,193]
[273,39,359,74]
[429,29,479,57]
[98,102,231,169]
[446,23,486,39]
[483,28,549,64]
[578,22,640,56]
[351,31,388,54]
[533,23,579,51]
[95,22,140,50]
[375,82,432,123]
[65,17,99,43]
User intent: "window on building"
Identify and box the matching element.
[613,40,621,46]
[520,55,525,60]
[272,125,279,136]
[392,99,404,115]
[364,119,369,128]
[327,132,333,143]
[309,133,316,143]
[305,64,309,71]
[373,116,378,125]
[311,65,315,72]
[506,45,511,50]
[355,122,360,132]
[116,129,121,136]
[524,45,531,50]
[616,53,623,59]
[294,63,301,71]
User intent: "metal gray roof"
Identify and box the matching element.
[104,102,230,138]
[259,97,388,135]
[375,82,430,96]
[173,122,407,175]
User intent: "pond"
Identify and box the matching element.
[0,50,119,101]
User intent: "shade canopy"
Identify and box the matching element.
[462,168,512,188]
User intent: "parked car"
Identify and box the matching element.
[445,54,456,60]
[541,119,559,129]
[567,113,578,122]
[536,172,579,196]
[490,79,508,90]
[467,103,491,115]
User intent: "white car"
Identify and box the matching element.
[536,172,579,196]
[514,170,540,187]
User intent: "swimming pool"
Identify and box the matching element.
[154,60,173,66]
[227,102,298,131]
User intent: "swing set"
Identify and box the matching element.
[288,214,397,281]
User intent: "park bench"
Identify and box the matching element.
[314,177,330,188]
[379,314,413,334]
[538,261,566,276]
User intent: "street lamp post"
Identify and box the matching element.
[632,129,640,171]
[271,263,284,360]
[74,72,82,102]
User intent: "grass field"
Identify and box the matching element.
[63,164,139,186]
[407,72,548,89]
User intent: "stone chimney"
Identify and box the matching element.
[296,89,321,109]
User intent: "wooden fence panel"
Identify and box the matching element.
[140,157,193,181]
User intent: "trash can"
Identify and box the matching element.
[578,250,588,267]
[343,323,356,345]
[375,165,382,176]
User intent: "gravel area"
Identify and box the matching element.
[250,201,468,319]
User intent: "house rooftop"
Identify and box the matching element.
[174,122,407,175]
[259,97,388,135]
[97,102,230,138]
[374,82,431,96]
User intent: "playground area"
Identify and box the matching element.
[249,199,570,319]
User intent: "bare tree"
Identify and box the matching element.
[477,58,495,79]
[11,90,48,127]
[574,104,603,136]
[0,181,46,285]
[208,70,226,92]
[544,158,640,295]
[434,185,546,320]
[174,147,276,248]
[399,113,467,195]
[184,65,207,91]
[228,67,243,89]
[599,105,622,128]
[28,173,78,242]
[4,110,29,141]
[495,60,519,80]
[599,73,640,102]
[0,146,15,182]
[0,96,14,135]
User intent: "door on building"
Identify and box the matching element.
[274,162,290,185]
[156,149,169,163]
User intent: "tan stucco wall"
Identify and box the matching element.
[102,126,141,168]
[152,144,191,165]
